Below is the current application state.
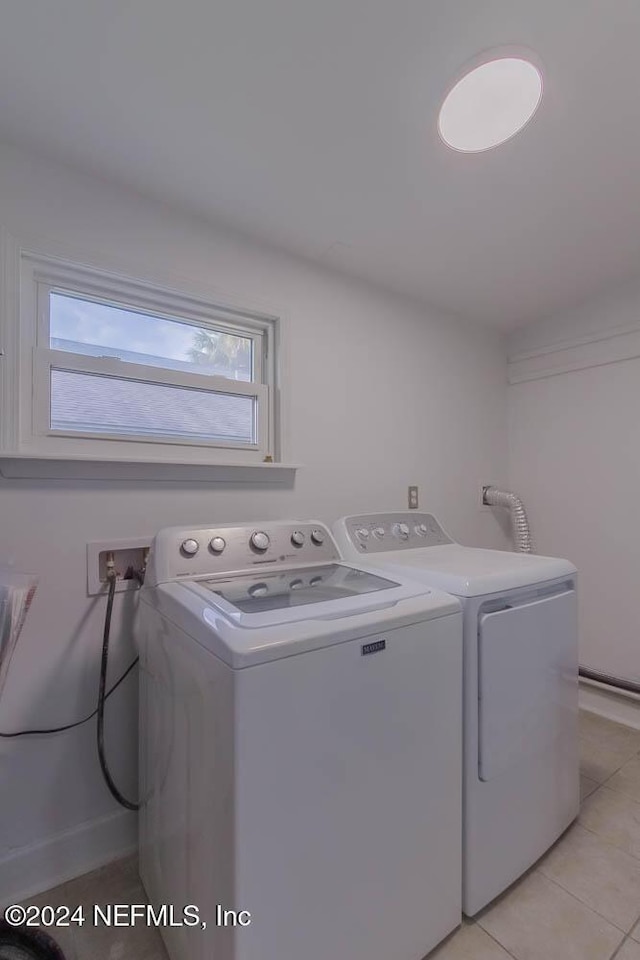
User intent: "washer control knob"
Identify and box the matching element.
[392,523,410,539]
[310,528,325,545]
[210,536,226,553]
[415,523,428,536]
[373,526,385,539]
[250,531,270,551]
[291,530,305,546]
[181,538,199,556]
[356,527,370,540]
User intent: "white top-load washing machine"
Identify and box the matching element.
[333,512,579,917]
[137,520,463,960]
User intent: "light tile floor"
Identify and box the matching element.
[17,710,640,960]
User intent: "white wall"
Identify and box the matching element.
[0,141,508,901]
[508,276,640,686]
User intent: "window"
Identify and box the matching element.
[7,251,280,467]
[42,291,261,446]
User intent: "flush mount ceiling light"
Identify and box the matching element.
[438,57,543,152]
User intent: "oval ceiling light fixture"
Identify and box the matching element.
[438,56,543,152]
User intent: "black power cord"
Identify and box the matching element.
[0,570,141,812]
[0,655,138,737]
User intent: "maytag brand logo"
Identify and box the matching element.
[361,639,386,656]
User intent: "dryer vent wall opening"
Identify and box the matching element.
[482,486,533,554]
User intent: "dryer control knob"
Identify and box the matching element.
[373,526,385,539]
[291,530,305,546]
[310,528,325,545]
[250,531,270,551]
[392,523,410,539]
[415,523,428,536]
[181,538,199,556]
[356,527,370,540]
[210,536,226,553]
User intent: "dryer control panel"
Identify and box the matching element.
[338,513,453,554]
[147,521,341,584]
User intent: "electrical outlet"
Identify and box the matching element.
[408,485,419,509]
[87,538,151,596]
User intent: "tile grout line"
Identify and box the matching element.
[576,786,640,863]
[609,934,633,960]
[581,744,640,788]
[577,813,640,864]
[485,865,630,943]
[480,922,521,960]
[535,867,632,940]
[579,777,640,865]
[619,902,640,952]
[598,747,640,791]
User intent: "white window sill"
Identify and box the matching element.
[0,453,299,483]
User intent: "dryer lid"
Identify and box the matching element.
[332,513,577,597]
[356,545,576,597]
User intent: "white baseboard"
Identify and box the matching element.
[579,677,640,731]
[0,809,137,908]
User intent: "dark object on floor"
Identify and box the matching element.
[0,921,66,960]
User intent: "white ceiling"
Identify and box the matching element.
[1,0,640,329]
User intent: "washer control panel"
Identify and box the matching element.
[150,521,340,583]
[343,513,453,554]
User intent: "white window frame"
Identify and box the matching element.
[7,250,281,467]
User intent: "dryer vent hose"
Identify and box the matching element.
[482,486,533,554]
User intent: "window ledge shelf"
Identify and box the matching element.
[0,453,299,484]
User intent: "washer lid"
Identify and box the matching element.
[198,563,398,614]
[340,544,576,597]
[145,562,461,667]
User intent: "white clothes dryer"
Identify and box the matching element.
[333,512,579,916]
[137,520,463,960]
